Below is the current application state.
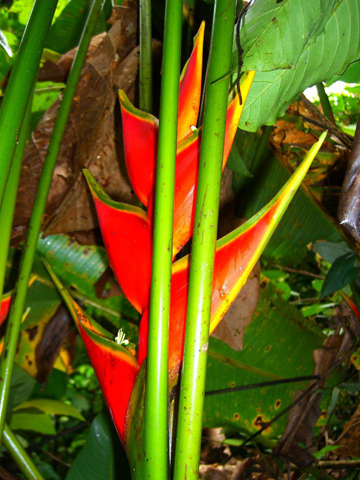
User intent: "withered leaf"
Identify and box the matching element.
[13,5,139,243]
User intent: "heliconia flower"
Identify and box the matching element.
[45,261,139,443]
[48,19,327,459]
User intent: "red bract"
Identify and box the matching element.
[50,21,327,449]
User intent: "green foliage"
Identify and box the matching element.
[238,0,360,131]
[66,411,131,480]
[204,284,328,440]
[46,0,108,54]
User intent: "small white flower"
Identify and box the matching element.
[115,328,129,346]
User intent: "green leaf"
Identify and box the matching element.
[31,82,64,133]
[339,382,360,394]
[321,252,358,297]
[330,59,360,83]
[204,284,333,441]
[14,399,84,420]
[313,241,353,263]
[46,0,108,54]
[9,412,56,435]
[66,411,131,480]
[313,445,340,460]
[239,0,360,131]
[8,364,36,412]
[240,0,338,71]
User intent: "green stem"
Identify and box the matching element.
[144,0,182,477]
[139,0,153,112]
[0,0,58,207]
[3,423,44,480]
[316,82,335,124]
[173,1,236,479]
[0,0,105,447]
[0,94,32,303]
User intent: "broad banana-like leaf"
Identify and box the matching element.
[84,171,152,315]
[138,133,327,375]
[46,262,139,442]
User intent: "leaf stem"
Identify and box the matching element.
[173,1,236,479]
[0,0,58,207]
[144,0,182,477]
[3,423,45,480]
[316,82,335,124]
[0,0,105,447]
[139,0,153,112]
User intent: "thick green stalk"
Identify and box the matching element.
[0,0,105,446]
[139,0,153,112]
[173,1,236,479]
[0,0,58,207]
[0,96,32,302]
[316,82,335,123]
[144,0,182,477]
[3,423,44,480]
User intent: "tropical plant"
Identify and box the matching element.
[0,0,359,479]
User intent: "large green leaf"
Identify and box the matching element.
[46,0,108,54]
[231,131,343,264]
[9,412,56,435]
[240,0,338,71]
[204,284,329,441]
[66,410,131,480]
[14,399,84,420]
[239,0,360,131]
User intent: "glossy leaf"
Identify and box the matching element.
[14,399,84,420]
[138,133,327,374]
[321,252,358,297]
[66,411,131,480]
[177,21,205,140]
[10,412,56,435]
[46,262,139,442]
[85,171,152,315]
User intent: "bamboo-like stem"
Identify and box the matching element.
[0,95,32,302]
[173,1,236,479]
[144,0,182,477]
[3,423,45,480]
[139,0,153,112]
[0,0,58,207]
[0,0,105,446]
[316,82,335,124]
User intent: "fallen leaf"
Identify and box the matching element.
[336,403,360,457]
